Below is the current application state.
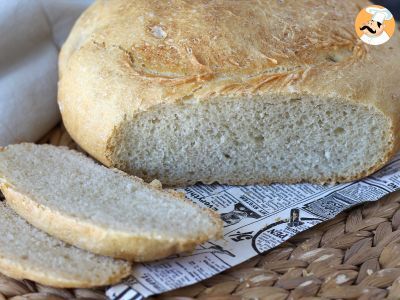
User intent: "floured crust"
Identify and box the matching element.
[0,176,222,261]
[58,0,400,184]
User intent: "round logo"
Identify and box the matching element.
[355,5,395,46]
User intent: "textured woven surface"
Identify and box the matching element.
[0,124,400,300]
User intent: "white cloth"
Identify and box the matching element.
[360,31,391,45]
[0,0,92,146]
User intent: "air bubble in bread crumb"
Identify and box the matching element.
[151,26,167,39]
[325,151,331,160]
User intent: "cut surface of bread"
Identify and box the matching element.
[0,144,222,261]
[58,0,400,186]
[109,95,393,186]
[0,201,131,288]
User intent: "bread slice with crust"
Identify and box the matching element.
[0,201,131,288]
[0,144,222,261]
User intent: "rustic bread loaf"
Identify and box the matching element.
[0,201,131,288]
[59,0,400,186]
[0,144,222,261]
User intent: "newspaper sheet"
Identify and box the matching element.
[107,153,400,300]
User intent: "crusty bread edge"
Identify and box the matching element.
[0,179,222,262]
[0,255,131,288]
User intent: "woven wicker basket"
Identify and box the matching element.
[1,124,400,300]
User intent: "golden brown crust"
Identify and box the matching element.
[59,0,400,184]
[0,186,132,288]
[0,255,131,289]
[1,181,222,262]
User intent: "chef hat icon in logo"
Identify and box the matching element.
[355,5,396,46]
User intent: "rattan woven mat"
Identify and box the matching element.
[1,124,400,300]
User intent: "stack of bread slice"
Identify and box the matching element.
[0,144,222,288]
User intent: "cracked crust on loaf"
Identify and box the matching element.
[58,0,400,186]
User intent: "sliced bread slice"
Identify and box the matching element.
[0,144,222,261]
[0,201,131,288]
